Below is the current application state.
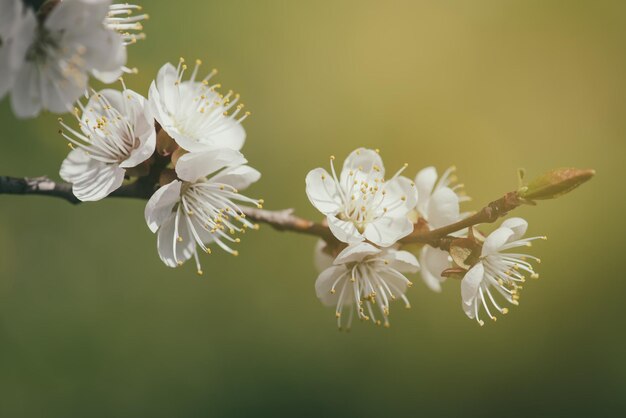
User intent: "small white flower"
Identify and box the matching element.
[414,166,469,292]
[315,242,419,329]
[0,0,36,100]
[461,217,545,326]
[59,87,156,201]
[149,58,249,153]
[145,148,261,274]
[306,148,417,247]
[10,0,147,118]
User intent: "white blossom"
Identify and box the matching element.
[10,0,147,118]
[59,87,156,201]
[0,0,36,100]
[461,217,545,326]
[414,166,469,292]
[149,59,249,153]
[145,148,261,274]
[315,242,419,329]
[306,148,417,247]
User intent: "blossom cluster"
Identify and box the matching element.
[0,0,556,331]
[59,58,262,274]
[0,0,147,117]
[306,150,544,329]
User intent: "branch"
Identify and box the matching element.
[0,166,595,250]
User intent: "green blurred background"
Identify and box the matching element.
[1,0,624,416]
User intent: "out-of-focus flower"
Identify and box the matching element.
[414,166,468,292]
[10,0,147,118]
[461,217,544,326]
[149,59,249,153]
[145,148,261,273]
[59,87,156,201]
[315,242,419,329]
[306,148,417,247]
[0,0,36,100]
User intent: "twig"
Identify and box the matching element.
[0,174,526,249]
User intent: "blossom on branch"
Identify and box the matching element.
[1,0,147,118]
[315,242,419,330]
[58,87,156,201]
[414,166,469,292]
[149,59,249,153]
[145,148,261,274]
[306,148,417,247]
[461,217,545,326]
[0,0,36,101]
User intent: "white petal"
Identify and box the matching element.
[210,165,261,190]
[315,265,349,306]
[482,227,514,256]
[420,267,443,293]
[334,242,380,265]
[200,118,246,152]
[327,216,363,244]
[384,248,420,273]
[340,148,384,184]
[500,217,528,241]
[419,245,451,292]
[156,212,195,268]
[313,240,334,272]
[363,216,413,247]
[175,148,247,182]
[380,176,418,217]
[119,90,157,168]
[461,262,484,306]
[10,62,42,118]
[45,0,110,31]
[305,168,342,215]
[427,187,460,229]
[415,166,438,215]
[144,180,182,233]
[59,149,125,201]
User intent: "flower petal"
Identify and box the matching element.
[156,212,195,268]
[380,175,418,217]
[210,165,261,190]
[500,217,528,241]
[313,240,334,272]
[482,227,514,256]
[334,242,380,265]
[461,262,485,307]
[315,265,349,306]
[305,168,342,215]
[327,216,363,244]
[59,149,125,202]
[342,148,384,175]
[415,166,437,215]
[385,248,420,273]
[175,148,247,182]
[144,180,182,233]
[427,187,460,229]
[363,216,413,247]
[419,245,451,292]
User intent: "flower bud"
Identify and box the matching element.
[518,168,595,201]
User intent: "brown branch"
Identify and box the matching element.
[400,191,524,248]
[0,173,522,248]
[0,167,594,250]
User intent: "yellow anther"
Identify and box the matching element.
[197,270,204,276]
